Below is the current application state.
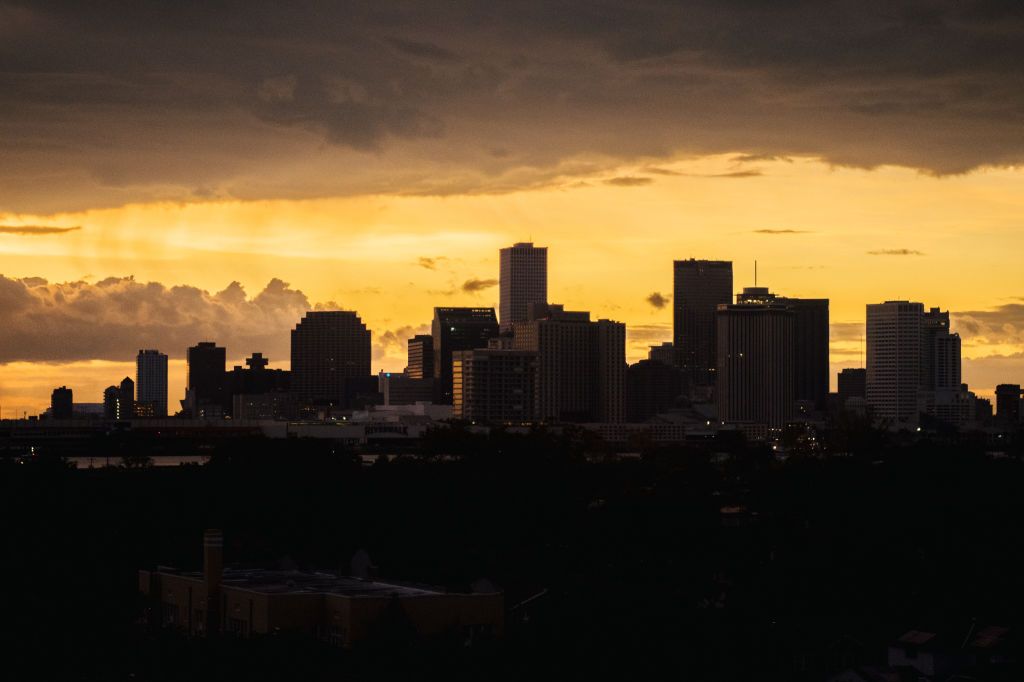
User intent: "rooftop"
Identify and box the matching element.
[164,566,463,598]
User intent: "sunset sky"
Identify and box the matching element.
[2,1,1023,414]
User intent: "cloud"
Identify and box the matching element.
[954,302,1024,346]
[830,322,865,342]
[753,229,811,235]
[604,176,653,187]
[627,324,672,344]
[417,256,447,270]
[0,224,81,235]
[867,249,925,256]
[646,292,669,309]
[461,278,498,293]
[0,275,313,363]
[373,323,430,362]
[7,2,1024,212]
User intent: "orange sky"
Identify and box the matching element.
[1,153,1022,415]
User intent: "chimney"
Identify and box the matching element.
[203,529,223,634]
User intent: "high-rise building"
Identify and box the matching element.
[995,384,1022,425]
[103,376,134,420]
[136,349,168,417]
[186,342,227,416]
[511,304,625,423]
[866,301,962,427]
[290,311,372,410]
[452,344,537,422]
[648,342,675,366]
[499,242,547,332]
[432,308,499,404]
[673,259,733,386]
[50,386,73,420]
[226,354,292,419]
[715,294,794,430]
[837,368,867,406]
[378,372,435,406]
[626,359,685,422]
[407,335,434,380]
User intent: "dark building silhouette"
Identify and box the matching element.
[499,242,548,332]
[837,368,867,406]
[626,359,685,422]
[291,311,372,411]
[452,343,538,422]
[226,353,292,419]
[648,341,675,365]
[511,303,625,423]
[103,376,134,420]
[186,341,227,417]
[378,372,435,406]
[50,386,73,420]
[406,334,434,380]
[673,259,733,386]
[432,307,499,404]
[716,291,794,431]
[136,349,168,417]
[996,384,1022,425]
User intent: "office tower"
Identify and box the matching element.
[673,259,733,386]
[511,303,626,423]
[499,242,548,332]
[866,302,923,425]
[735,287,829,408]
[995,384,1022,425]
[715,295,794,431]
[648,342,675,366]
[626,359,685,422]
[407,335,434,380]
[837,368,867,405]
[136,349,169,417]
[432,307,499,404]
[291,311,372,410]
[186,341,227,416]
[50,386,73,420]
[378,372,435,406]
[920,308,961,391]
[451,345,538,422]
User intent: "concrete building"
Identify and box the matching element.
[50,386,73,420]
[511,303,625,423]
[291,311,372,412]
[378,372,435,406]
[432,308,499,404]
[837,368,866,407]
[406,334,434,380]
[103,376,134,420]
[499,242,548,332]
[451,344,537,423]
[186,341,227,417]
[648,342,675,366]
[226,353,291,418]
[626,359,685,423]
[866,301,963,428]
[673,259,733,386]
[139,530,503,648]
[136,349,168,417]
[995,384,1022,425]
[715,291,794,431]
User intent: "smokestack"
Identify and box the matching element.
[203,529,223,634]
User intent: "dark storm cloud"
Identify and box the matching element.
[0,224,80,234]
[867,249,925,256]
[0,275,312,362]
[5,1,1024,212]
[954,302,1024,345]
[461,278,498,293]
[646,292,669,309]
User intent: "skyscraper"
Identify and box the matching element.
[136,349,168,417]
[715,293,794,431]
[406,334,434,380]
[452,344,537,423]
[186,341,227,416]
[290,311,372,410]
[499,242,548,332]
[673,259,733,386]
[511,303,625,423]
[103,376,134,420]
[432,307,499,404]
[50,386,73,420]
[866,301,962,427]
[995,384,1022,425]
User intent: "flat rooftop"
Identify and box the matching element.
[164,567,451,597]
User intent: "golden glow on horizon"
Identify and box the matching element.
[2,154,1023,412]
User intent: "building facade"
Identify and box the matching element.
[406,334,434,380]
[186,341,227,417]
[431,308,499,404]
[50,386,73,420]
[291,311,372,411]
[673,259,733,386]
[451,346,537,422]
[136,349,169,417]
[499,242,548,332]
